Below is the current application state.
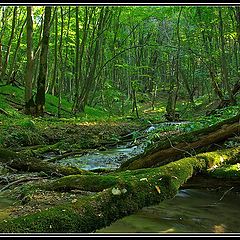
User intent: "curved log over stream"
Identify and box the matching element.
[120,114,240,170]
[0,146,239,233]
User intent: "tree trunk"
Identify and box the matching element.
[58,7,64,118]
[1,6,17,82]
[35,7,52,117]
[0,146,239,233]
[165,8,182,121]
[120,114,240,170]
[24,7,34,115]
[196,8,225,102]
[73,7,111,113]
[49,8,58,96]
[72,6,80,113]
[62,6,71,99]
[218,8,235,104]
[7,18,27,84]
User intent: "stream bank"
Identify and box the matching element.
[97,187,240,233]
[0,119,239,233]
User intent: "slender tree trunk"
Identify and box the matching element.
[179,67,194,104]
[73,7,94,113]
[218,8,235,103]
[1,6,17,82]
[72,6,80,113]
[75,7,111,113]
[7,18,27,84]
[0,7,4,77]
[197,8,225,102]
[35,7,52,117]
[63,6,71,97]
[49,8,58,96]
[165,7,182,121]
[24,7,34,115]
[58,7,64,118]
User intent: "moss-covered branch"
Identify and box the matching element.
[120,114,240,170]
[0,146,239,233]
[0,148,91,176]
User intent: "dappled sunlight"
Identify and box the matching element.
[160,228,175,233]
[212,224,226,233]
[143,106,166,114]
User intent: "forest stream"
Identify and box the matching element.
[37,121,239,234]
[1,4,240,234]
[97,188,240,233]
[0,121,239,234]
[46,121,191,171]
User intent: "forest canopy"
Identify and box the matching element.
[0,5,239,118]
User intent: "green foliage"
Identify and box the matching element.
[45,94,73,117]
[77,106,110,121]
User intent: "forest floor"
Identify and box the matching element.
[0,85,239,228]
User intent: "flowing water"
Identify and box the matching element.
[56,121,191,171]
[1,121,239,233]
[57,144,145,171]
[97,188,240,233]
[50,122,240,233]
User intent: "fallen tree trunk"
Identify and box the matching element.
[0,146,239,233]
[0,148,90,176]
[120,114,240,170]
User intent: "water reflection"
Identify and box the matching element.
[97,188,240,233]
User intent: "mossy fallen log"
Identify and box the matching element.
[0,148,90,176]
[0,146,239,233]
[120,114,240,170]
[182,163,240,189]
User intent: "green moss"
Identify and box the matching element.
[0,147,239,233]
[43,174,118,192]
[0,148,19,161]
[196,147,240,168]
[0,204,82,233]
[208,164,240,179]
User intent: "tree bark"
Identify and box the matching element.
[24,7,34,115]
[6,18,27,84]
[35,7,52,117]
[165,8,182,122]
[49,8,58,96]
[218,8,234,103]
[120,114,240,170]
[1,6,17,82]
[58,7,64,118]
